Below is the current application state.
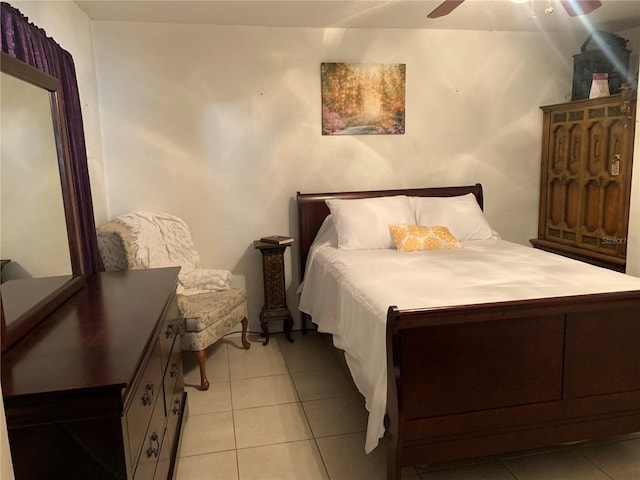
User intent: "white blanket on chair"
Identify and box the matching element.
[118,211,232,295]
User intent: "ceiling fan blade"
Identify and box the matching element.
[427,0,465,19]
[559,0,602,17]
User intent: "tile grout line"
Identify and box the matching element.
[496,457,524,480]
[232,332,333,478]
[224,339,242,480]
[575,447,615,480]
[284,333,334,480]
[182,334,640,479]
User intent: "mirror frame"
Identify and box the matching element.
[1,52,85,351]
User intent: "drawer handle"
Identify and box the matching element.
[172,398,181,415]
[142,382,154,406]
[170,362,179,378]
[165,322,175,339]
[146,432,160,458]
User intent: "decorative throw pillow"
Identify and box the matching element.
[389,224,462,252]
[410,193,495,241]
[325,196,415,250]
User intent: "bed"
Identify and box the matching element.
[296,184,640,480]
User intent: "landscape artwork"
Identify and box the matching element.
[321,63,406,135]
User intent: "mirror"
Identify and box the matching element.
[1,71,73,279]
[0,52,84,350]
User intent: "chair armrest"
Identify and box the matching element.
[96,220,145,271]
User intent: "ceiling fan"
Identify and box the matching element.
[427,0,602,19]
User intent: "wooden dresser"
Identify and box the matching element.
[531,93,636,272]
[1,268,187,479]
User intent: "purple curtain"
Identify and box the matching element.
[1,2,101,276]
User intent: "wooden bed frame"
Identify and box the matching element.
[296,184,640,480]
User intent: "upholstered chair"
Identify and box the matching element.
[97,212,250,390]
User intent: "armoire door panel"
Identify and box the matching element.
[587,123,606,175]
[607,120,625,178]
[552,126,568,173]
[583,180,601,233]
[607,120,624,157]
[568,126,583,174]
[603,182,621,236]
[565,180,580,228]
[549,178,565,226]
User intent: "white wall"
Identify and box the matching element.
[623,27,640,277]
[627,61,640,277]
[91,22,600,330]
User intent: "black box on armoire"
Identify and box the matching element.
[571,31,631,101]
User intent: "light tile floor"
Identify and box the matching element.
[176,330,640,480]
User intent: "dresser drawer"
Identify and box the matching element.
[165,347,182,390]
[127,340,163,470]
[163,344,182,409]
[164,345,184,451]
[154,423,172,480]
[165,388,185,458]
[133,390,166,480]
[159,294,181,368]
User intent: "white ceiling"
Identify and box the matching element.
[75,0,640,33]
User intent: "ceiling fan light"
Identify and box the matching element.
[545,0,554,13]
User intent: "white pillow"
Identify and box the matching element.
[411,193,494,241]
[312,214,338,249]
[325,195,415,250]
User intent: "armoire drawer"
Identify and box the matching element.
[127,340,164,469]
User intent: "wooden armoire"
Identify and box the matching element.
[531,92,636,272]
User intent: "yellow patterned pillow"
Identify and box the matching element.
[389,225,462,252]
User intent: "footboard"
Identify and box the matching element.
[385,291,640,480]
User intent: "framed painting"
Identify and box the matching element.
[321,62,406,135]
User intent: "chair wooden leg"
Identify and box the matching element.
[193,349,209,391]
[240,317,251,350]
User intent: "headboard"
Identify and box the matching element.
[296,183,484,280]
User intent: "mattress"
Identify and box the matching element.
[298,232,640,453]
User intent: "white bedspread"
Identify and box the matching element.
[298,237,640,454]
